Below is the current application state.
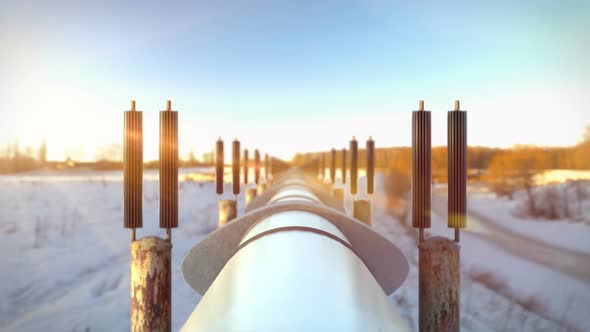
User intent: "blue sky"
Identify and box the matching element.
[1,0,589,160]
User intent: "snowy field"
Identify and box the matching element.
[0,168,223,331]
[374,175,590,332]
[466,185,590,254]
[0,170,589,331]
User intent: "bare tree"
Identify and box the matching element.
[384,148,412,223]
[484,146,547,216]
[201,150,214,165]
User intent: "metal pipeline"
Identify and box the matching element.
[181,169,409,331]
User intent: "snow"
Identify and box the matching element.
[428,210,590,331]
[0,169,230,331]
[0,170,588,331]
[372,174,590,331]
[535,169,590,185]
[466,186,590,255]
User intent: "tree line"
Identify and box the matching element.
[293,128,590,221]
[293,143,590,177]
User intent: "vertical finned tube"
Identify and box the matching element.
[412,100,431,233]
[159,100,178,233]
[243,149,249,185]
[269,155,272,179]
[216,138,224,195]
[264,153,269,182]
[366,137,375,196]
[341,148,347,184]
[351,138,370,225]
[254,149,261,185]
[350,137,358,196]
[318,153,323,180]
[330,148,336,185]
[232,139,241,196]
[321,152,326,181]
[124,101,143,240]
[448,100,467,240]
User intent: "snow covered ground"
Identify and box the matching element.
[372,175,590,332]
[465,185,590,255]
[535,169,590,185]
[0,168,226,331]
[424,209,589,331]
[0,170,588,331]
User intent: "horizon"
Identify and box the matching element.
[3,140,586,165]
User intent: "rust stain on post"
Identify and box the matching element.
[131,236,172,332]
[419,236,460,332]
[218,199,237,227]
[353,199,371,226]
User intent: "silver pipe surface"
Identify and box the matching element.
[181,175,409,331]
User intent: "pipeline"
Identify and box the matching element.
[122,99,465,332]
[181,169,410,331]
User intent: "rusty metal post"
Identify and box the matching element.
[131,236,172,332]
[419,236,460,332]
[332,188,344,209]
[353,199,371,225]
[245,187,257,206]
[218,199,237,226]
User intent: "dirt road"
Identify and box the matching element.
[431,195,590,284]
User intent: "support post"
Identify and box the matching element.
[245,187,257,206]
[330,148,336,185]
[353,199,371,225]
[419,236,460,332]
[131,236,172,332]
[332,188,344,209]
[218,199,237,226]
[257,183,266,195]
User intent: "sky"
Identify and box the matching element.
[1,0,589,161]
